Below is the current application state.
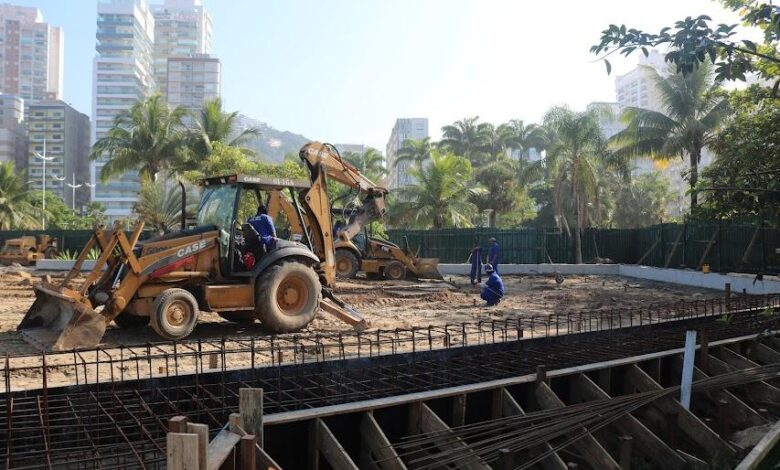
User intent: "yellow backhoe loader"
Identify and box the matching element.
[0,235,58,266]
[18,174,367,351]
[275,142,442,281]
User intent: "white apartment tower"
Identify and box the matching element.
[0,4,63,103]
[385,118,428,190]
[91,0,155,220]
[165,54,220,112]
[615,50,669,112]
[151,0,213,102]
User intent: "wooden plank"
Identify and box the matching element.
[713,348,780,403]
[498,388,567,470]
[207,429,241,470]
[238,435,256,470]
[239,388,264,447]
[734,419,780,470]
[624,364,734,459]
[317,419,359,470]
[169,416,190,433]
[676,449,707,470]
[187,423,209,470]
[418,403,490,470]
[752,343,780,364]
[671,356,766,428]
[359,412,407,470]
[573,373,686,470]
[533,382,621,470]
[168,432,199,470]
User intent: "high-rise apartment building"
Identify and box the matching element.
[385,118,428,190]
[91,0,155,220]
[615,50,669,112]
[151,0,212,101]
[27,101,90,210]
[0,4,63,103]
[0,94,26,167]
[165,54,220,112]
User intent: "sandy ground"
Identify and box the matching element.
[0,266,724,390]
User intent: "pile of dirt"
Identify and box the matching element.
[0,264,33,282]
[424,290,458,303]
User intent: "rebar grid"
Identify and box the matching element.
[5,294,775,393]
[1,295,779,469]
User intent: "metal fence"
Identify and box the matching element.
[388,222,780,273]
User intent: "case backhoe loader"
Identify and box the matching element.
[17,174,367,351]
[281,142,442,281]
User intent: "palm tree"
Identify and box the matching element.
[440,116,493,165]
[544,106,619,263]
[343,147,386,181]
[91,94,188,182]
[394,137,433,170]
[610,63,729,210]
[0,162,36,230]
[397,150,483,229]
[134,178,197,235]
[499,119,550,159]
[189,97,260,161]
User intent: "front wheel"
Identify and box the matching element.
[335,249,360,279]
[384,261,406,280]
[256,261,321,333]
[150,288,199,340]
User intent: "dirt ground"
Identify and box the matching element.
[0,266,724,389]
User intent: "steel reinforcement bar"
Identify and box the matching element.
[1,296,779,469]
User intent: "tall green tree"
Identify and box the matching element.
[470,160,520,227]
[187,97,260,163]
[610,63,729,210]
[440,116,493,165]
[91,94,188,182]
[134,177,197,235]
[342,147,386,181]
[396,150,482,229]
[394,137,433,170]
[611,172,672,228]
[0,162,36,230]
[544,106,615,263]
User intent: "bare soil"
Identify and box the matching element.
[0,267,722,390]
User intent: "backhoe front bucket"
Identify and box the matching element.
[17,283,106,351]
[414,258,443,280]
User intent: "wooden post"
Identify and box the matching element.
[618,436,633,470]
[725,283,732,310]
[680,331,697,410]
[536,365,547,383]
[169,415,189,433]
[498,448,514,470]
[209,353,218,369]
[698,330,709,370]
[186,422,208,470]
[239,388,264,447]
[167,432,199,470]
[452,394,466,427]
[718,399,729,438]
[238,434,257,470]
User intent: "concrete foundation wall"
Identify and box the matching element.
[438,263,780,295]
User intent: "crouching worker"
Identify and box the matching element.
[480,264,504,306]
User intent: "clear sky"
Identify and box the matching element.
[12,0,745,151]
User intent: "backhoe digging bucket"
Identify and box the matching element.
[17,283,105,351]
[414,258,444,280]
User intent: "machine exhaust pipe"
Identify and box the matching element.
[179,180,186,231]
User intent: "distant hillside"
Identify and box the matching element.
[236,115,309,163]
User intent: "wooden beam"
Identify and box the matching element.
[238,435,256,470]
[734,419,780,470]
[359,412,407,470]
[239,388,264,447]
[573,373,686,470]
[714,348,780,402]
[168,432,199,470]
[418,403,490,470]
[533,382,621,470]
[750,342,780,364]
[207,429,240,470]
[672,356,765,429]
[496,388,567,470]
[676,449,707,469]
[186,423,209,470]
[317,419,359,470]
[624,364,734,459]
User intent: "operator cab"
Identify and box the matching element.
[199,174,314,277]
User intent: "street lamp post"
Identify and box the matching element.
[33,138,54,230]
[65,173,83,211]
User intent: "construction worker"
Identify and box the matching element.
[470,240,482,285]
[248,204,277,251]
[480,264,504,306]
[488,237,501,274]
[333,220,345,238]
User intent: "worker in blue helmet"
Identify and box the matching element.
[480,264,504,306]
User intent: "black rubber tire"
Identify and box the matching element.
[256,261,321,333]
[114,312,150,328]
[335,249,360,279]
[384,261,406,280]
[150,288,199,340]
[218,311,256,324]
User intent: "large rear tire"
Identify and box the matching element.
[335,249,359,279]
[150,288,199,340]
[218,311,256,324]
[256,261,321,333]
[384,261,406,280]
[114,312,150,328]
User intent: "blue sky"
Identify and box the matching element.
[14,0,744,151]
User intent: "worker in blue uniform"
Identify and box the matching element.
[469,240,483,285]
[248,204,277,251]
[480,264,504,307]
[488,237,501,274]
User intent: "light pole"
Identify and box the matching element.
[64,173,84,211]
[33,138,54,230]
